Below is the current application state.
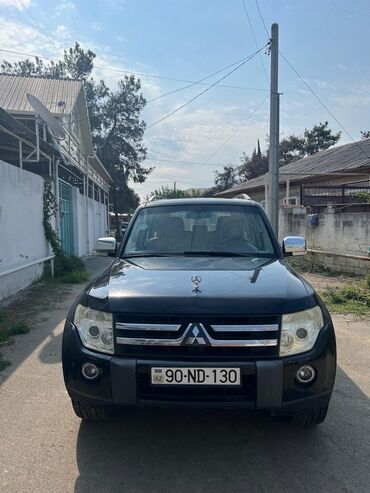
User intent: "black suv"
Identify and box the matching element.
[62,198,336,425]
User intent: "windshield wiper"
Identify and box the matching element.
[121,253,179,258]
[181,251,274,258]
[122,251,275,258]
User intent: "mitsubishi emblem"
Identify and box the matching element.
[191,275,202,293]
[183,323,210,346]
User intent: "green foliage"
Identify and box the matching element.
[115,176,140,213]
[43,179,63,262]
[212,122,341,191]
[280,134,305,166]
[1,42,149,216]
[287,256,333,275]
[0,357,11,372]
[303,121,341,155]
[0,315,30,372]
[61,270,90,284]
[145,185,190,201]
[367,275,370,290]
[0,318,30,345]
[43,179,88,281]
[239,150,269,181]
[214,165,241,191]
[354,192,370,204]
[7,323,30,336]
[321,285,370,316]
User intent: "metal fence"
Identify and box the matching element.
[301,185,370,207]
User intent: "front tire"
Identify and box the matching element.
[72,400,113,421]
[290,406,328,426]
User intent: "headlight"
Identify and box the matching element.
[280,305,324,356]
[74,304,114,355]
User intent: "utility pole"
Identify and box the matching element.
[267,23,280,236]
[174,181,177,193]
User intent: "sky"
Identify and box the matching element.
[0,0,369,199]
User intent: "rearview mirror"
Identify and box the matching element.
[95,237,117,256]
[282,236,306,256]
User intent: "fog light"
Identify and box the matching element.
[296,365,315,384]
[81,362,99,380]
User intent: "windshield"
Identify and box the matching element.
[122,204,276,257]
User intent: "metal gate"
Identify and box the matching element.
[59,181,74,256]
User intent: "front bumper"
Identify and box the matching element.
[62,322,336,411]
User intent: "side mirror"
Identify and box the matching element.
[95,237,117,256]
[282,236,306,256]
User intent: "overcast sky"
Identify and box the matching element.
[0,0,369,198]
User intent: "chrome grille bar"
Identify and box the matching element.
[116,322,278,348]
[116,335,277,347]
[116,323,181,332]
[211,324,278,332]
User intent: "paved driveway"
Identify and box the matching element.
[0,260,369,492]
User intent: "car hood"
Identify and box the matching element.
[86,256,316,316]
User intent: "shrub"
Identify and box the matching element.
[54,255,86,277]
[62,271,89,284]
[0,357,11,371]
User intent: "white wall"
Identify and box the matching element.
[73,187,108,256]
[0,162,108,301]
[87,196,108,254]
[279,207,369,257]
[0,161,49,301]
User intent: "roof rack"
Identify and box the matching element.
[233,193,252,200]
[146,194,159,202]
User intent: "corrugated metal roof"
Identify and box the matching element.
[216,138,370,196]
[0,74,82,115]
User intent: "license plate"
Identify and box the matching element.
[151,367,241,386]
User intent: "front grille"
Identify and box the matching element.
[137,365,256,403]
[114,315,280,360]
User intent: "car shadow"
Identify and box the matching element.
[0,256,111,384]
[74,366,370,493]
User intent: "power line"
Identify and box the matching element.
[147,53,268,104]
[18,0,59,50]
[255,0,270,36]
[240,0,269,83]
[144,158,233,167]
[146,44,268,130]
[0,48,268,93]
[201,94,269,165]
[280,50,370,160]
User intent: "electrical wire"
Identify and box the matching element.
[144,158,234,167]
[201,94,269,165]
[241,0,269,82]
[146,44,268,130]
[147,53,268,104]
[0,48,268,93]
[255,0,270,36]
[280,50,370,160]
[18,0,60,50]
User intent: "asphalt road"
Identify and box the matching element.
[0,258,369,493]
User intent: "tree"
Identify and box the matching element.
[238,149,268,180]
[279,134,305,166]
[360,130,370,139]
[0,43,151,236]
[214,165,240,191]
[303,121,341,155]
[116,181,140,213]
[144,185,189,201]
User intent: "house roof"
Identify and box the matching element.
[215,138,370,197]
[0,74,82,115]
